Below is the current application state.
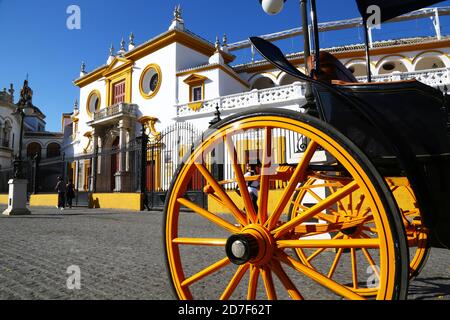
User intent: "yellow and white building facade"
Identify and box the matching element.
[64,6,450,210]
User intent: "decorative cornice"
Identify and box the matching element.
[74,28,236,88]
[234,38,450,74]
[103,57,134,78]
[183,74,209,84]
[126,29,235,63]
[74,66,108,88]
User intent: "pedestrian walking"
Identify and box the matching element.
[244,162,261,213]
[66,180,75,209]
[55,176,66,211]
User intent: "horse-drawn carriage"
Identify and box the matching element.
[163,0,450,300]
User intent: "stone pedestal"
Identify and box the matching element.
[3,179,31,216]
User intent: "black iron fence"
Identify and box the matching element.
[0,161,32,194]
[0,167,14,194]
[0,122,205,210]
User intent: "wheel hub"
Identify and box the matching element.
[226,225,275,266]
[226,234,258,265]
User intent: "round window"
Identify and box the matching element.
[140,64,162,99]
[87,91,101,117]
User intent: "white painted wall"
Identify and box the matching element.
[176,43,209,72]
[0,100,21,168]
[76,79,107,155]
[218,69,248,96]
[132,43,178,128]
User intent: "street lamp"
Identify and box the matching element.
[258,0,287,15]
[3,81,34,216]
[11,100,31,179]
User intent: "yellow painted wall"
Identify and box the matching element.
[0,195,9,205]
[30,194,58,207]
[89,193,143,211]
[208,189,289,215]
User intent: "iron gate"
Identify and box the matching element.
[144,122,204,210]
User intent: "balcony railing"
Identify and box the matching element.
[93,103,138,122]
[177,82,305,117]
[357,68,450,87]
[176,68,450,118]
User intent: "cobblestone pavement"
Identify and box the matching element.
[0,206,448,300]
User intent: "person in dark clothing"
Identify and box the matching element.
[244,162,261,213]
[66,180,75,209]
[55,176,66,211]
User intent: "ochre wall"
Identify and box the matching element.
[30,194,58,207]
[89,193,143,211]
[0,195,9,205]
[29,193,143,211]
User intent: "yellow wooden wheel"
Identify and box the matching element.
[289,176,430,284]
[386,178,430,279]
[164,109,409,300]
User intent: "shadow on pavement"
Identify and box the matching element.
[409,277,450,300]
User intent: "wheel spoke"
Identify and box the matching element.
[361,248,380,278]
[308,233,344,262]
[351,248,358,290]
[177,198,240,233]
[348,194,354,217]
[272,181,359,239]
[182,257,231,288]
[258,127,272,225]
[195,163,247,226]
[271,260,304,300]
[275,251,365,300]
[307,188,325,203]
[296,248,315,269]
[261,265,277,300]
[294,217,369,236]
[307,247,326,262]
[220,264,249,300]
[354,194,366,216]
[328,248,344,279]
[247,265,260,300]
[299,182,342,189]
[173,238,227,246]
[328,185,348,216]
[267,141,318,230]
[224,136,258,224]
[277,238,380,249]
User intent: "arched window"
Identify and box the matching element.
[27,143,42,160]
[251,76,275,90]
[279,74,300,86]
[2,121,12,148]
[47,143,61,158]
[347,63,367,77]
[378,60,408,75]
[415,56,445,71]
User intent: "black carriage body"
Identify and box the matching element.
[314,81,450,248]
[249,0,450,249]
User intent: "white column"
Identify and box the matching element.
[118,120,127,172]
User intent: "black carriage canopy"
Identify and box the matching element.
[356,0,444,22]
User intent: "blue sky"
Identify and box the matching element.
[1,0,449,132]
